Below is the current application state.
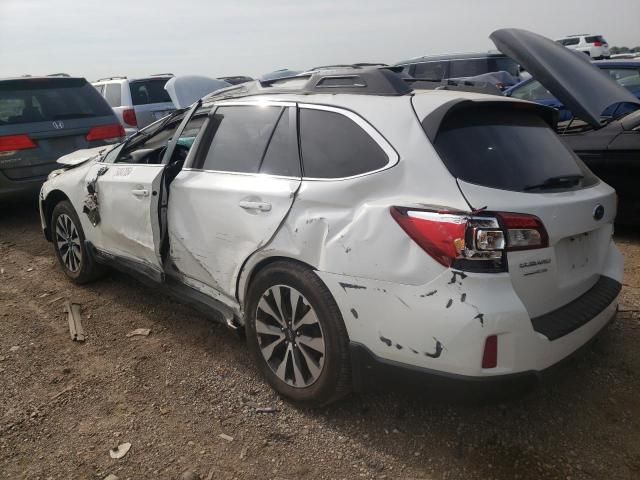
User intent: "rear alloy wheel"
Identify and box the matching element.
[51,200,104,284]
[246,262,351,407]
[256,285,326,388]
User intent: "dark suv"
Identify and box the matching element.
[0,76,123,200]
[395,52,521,89]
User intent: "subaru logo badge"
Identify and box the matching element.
[52,120,64,129]
[593,204,605,221]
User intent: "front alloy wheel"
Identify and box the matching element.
[55,213,82,273]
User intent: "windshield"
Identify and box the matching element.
[431,106,598,192]
[0,78,113,125]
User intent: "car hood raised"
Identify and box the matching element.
[491,28,640,128]
[164,75,231,108]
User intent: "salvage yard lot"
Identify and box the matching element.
[1,201,639,480]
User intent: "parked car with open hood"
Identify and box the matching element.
[0,76,123,200]
[39,30,625,406]
[494,31,640,224]
[504,59,640,121]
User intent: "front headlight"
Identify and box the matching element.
[47,169,66,180]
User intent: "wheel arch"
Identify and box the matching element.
[238,254,318,310]
[42,189,71,242]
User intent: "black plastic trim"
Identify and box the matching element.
[531,275,621,340]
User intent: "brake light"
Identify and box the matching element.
[482,335,498,369]
[0,134,37,152]
[122,108,137,127]
[390,207,548,272]
[593,41,603,47]
[86,124,125,142]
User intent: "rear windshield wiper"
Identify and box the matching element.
[524,174,584,191]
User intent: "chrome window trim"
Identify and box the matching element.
[182,101,399,182]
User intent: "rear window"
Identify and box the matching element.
[431,107,597,192]
[129,79,172,106]
[0,78,113,125]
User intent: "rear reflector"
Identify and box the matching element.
[86,124,125,142]
[482,335,498,369]
[122,108,137,127]
[0,134,37,152]
[390,207,548,272]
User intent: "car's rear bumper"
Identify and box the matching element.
[349,308,615,397]
[317,242,623,380]
[0,170,46,200]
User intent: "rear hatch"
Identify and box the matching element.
[0,77,122,181]
[129,77,175,128]
[415,97,616,318]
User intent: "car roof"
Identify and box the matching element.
[395,51,509,65]
[0,75,87,82]
[593,59,640,67]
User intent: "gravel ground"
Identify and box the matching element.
[1,199,639,480]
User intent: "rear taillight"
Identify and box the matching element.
[0,134,37,152]
[593,41,603,47]
[122,108,137,127]
[482,335,498,369]
[86,124,125,142]
[390,207,548,272]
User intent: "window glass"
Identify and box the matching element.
[259,108,300,177]
[510,79,556,102]
[129,79,172,105]
[104,83,122,107]
[605,68,640,91]
[300,108,388,178]
[558,38,579,46]
[0,78,113,125]
[431,107,597,192]
[199,106,282,173]
[114,113,184,164]
[413,61,448,80]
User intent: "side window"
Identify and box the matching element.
[199,105,282,173]
[259,107,300,177]
[114,117,183,164]
[299,108,388,179]
[413,61,448,80]
[93,84,105,96]
[104,84,122,108]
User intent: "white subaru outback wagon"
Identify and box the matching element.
[40,30,630,406]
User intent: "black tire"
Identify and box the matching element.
[51,200,104,284]
[245,261,351,407]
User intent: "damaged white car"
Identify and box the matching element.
[40,30,626,406]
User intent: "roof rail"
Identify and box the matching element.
[96,76,127,82]
[206,66,412,100]
[150,73,174,77]
[47,73,71,77]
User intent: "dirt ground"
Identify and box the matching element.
[1,199,639,480]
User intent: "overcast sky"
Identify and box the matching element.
[1,0,638,80]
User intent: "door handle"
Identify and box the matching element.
[239,200,272,212]
[132,189,149,198]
